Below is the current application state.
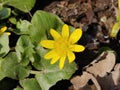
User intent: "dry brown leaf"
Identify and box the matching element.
[70,51,116,90]
[111,64,120,89]
[85,51,115,77]
[71,72,101,90]
[95,63,120,90]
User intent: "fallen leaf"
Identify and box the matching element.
[84,51,115,77]
[71,72,101,90]
[70,51,116,90]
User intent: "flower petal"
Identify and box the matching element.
[59,56,66,69]
[40,40,54,49]
[0,26,7,34]
[69,29,82,44]
[50,29,61,40]
[44,50,56,59]
[62,24,69,38]
[67,50,75,63]
[50,54,60,64]
[70,45,85,52]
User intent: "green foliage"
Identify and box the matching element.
[20,78,42,90]
[0,34,9,57]
[15,35,35,65]
[35,60,76,90]
[0,8,77,90]
[0,52,30,80]
[0,0,35,12]
[29,10,64,43]
[0,7,11,20]
[16,20,31,34]
[9,17,17,24]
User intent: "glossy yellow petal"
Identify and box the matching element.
[59,56,66,69]
[62,24,69,38]
[70,45,85,52]
[69,29,82,44]
[67,50,75,63]
[0,26,7,34]
[44,50,56,59]
[40,24,85,70]
[50,54,60,64]
[50,29,61,40]
[40,40,54,49]
[5,32,11,36]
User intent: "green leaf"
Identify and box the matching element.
[13,86,23,90]
[0,52,18,80]
[29,10,64,43]
[9,17,17,24]
[0,52,30,80]
[0,7,11,20]
[0,34,9,57]
[32,52,42,70]
[16,20,31,34]
[35,46,77,90]
[15,65,30,80]
[20,78,42,90]
[15,35,35,66]
[1,0,35,12]
[35,60,76,90]
[32,39,77,90]
[0,58,5,80]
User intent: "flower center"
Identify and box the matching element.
[54,37,70,56]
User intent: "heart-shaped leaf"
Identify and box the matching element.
[29,10,64,43]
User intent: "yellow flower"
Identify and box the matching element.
[40,24,85,69]
[0,26,11,36]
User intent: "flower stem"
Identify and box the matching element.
[30,70,40,74]
[30,70,45,74]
